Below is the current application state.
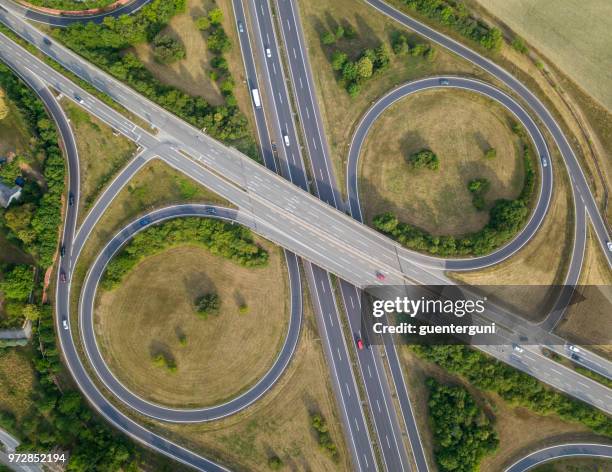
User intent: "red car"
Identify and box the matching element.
[356,338,364,350]
[59,270,67,283]
[375,271,386,281]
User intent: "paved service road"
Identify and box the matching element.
[505,443,612,472]
[0,428,42,472]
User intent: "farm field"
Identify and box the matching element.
[473,0,612,111]
[95,242,289,408]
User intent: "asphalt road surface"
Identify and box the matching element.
[505,443,612,472]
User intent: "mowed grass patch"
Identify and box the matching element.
[0,348,35,423]
[95,242,288,407]
[61,99,136,222]
[397,346,607,472]
[146,284,351,471]
[472,0,612,112]
[360,89,524,236]
[452,141,572,322]
[297,0,485,194]
[132,0,224,105]
[532,457,612,472]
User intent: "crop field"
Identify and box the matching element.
[473,0,612,111]
[359,88,524,236]
[95,241,289,408]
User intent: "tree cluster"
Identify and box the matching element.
[403,0,503,51]
[53,0,251,144]
[310,413,338,460]
[152,351,177,372]
[102,217,268,290]
[413,345,612,438]
[151,33,186,64]
[426,378,498,472]
[391,32,436,61]
[194,292,220,319]
[467,177,490,210]
[330,44,392,97]
[0,264,35,329]
[374,140,535,256]
[320,22,356,45]
[407,149,439,170]
[0,64,65,269]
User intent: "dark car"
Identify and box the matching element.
[68,192,75,206]
[43,37,52,46]
[59,270,67,283]
[60,244,66,257]
[205,207,216,215]
[139,217,151,227]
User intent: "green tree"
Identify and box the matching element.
[195,293,220,318]
[4,203,36,245]
[511,36,528,54]
[330,51,348,71]
[207,28,232,53]
[321,31,336,45]
[407,149,439,170]
[356,56,373,78]
[0,264,34,301]
[22,304,40,321]
[195,16,211,30]
[207,7,223,25]
[484,148,496,159]
[151,34,186,64]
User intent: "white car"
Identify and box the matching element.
[62,319,69,330]
[512,343,524,353]
[607,241,612,252]
[238,21,244,33]
[283,134,290,147]
[266,47,272,58]
[541,157,548,167]
[568,344,580,353]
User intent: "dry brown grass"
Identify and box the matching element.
[359,88,524,235]
[297,0,488,195]
[119,277,351,471]
[533,457,612,472]
[0,348,35,422]
[132,0,225,105]
[556,227,612,353]
[61,99,136,223]
[473,0,612,112]
[452,140,572,321]
[94,242,289,408]
[397,347,608,472]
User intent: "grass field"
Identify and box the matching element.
[452,140,572,321]
[472,0,612,112]
[0,348,35,423]
[143,285,351,471]
[556,227,612,353]
[61,99,136,221]
[95,242,289,408]
[0,99,31,158]
[297,0,487,194]
[359,88,524,235]
[398,347,608,472]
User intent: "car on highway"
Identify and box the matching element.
[74,94,84,105]
[375,271,386,281]
[68,192,74,206]
[205,207,216,215]
[571,353,580,361]
[356,338,365,350]
[238,21,244,33]
[43,37,51,46]
[541,157,548,167]
[139,217,151,227]
[59,270,67,283]
[607,241,612,252]
[266,47,272,58]
[568,344,580,353]
[62,319,69,330]
[512,343,524,353]
[283,134,290,147]
[60,244,66,257]
[439,78,450,85]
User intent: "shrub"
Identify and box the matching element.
[195,16,211,30]
[208,7,223,25]
[511,36,528,54]
[321,31,336,45]
[484,148,496,159]
[195,293,220,318]
[310,413,338,460]
[407,149,439,170]
[238,303,249,315]
[0,264,34,301]
[152,34,186,64]
[467,178,490,210]
[152,352,177,372]
[267,455,283,470]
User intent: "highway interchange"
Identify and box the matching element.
[0,0,610,470]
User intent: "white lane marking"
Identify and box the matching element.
[293,47,297,59]
[363,454,369,469]
[353,417,360,432]
[266,33,270,43]
[260,4,264,15]
[367,364,372,378]
[278,92,283,104]
[385,434,391,449]
[305,107,310,119]
[320,280,326,293]
[312,137,318,150]
[337,347,342,361]
[286,19,291,30]
[376,399,381,412]
[345,382,351,397]
[272,62,277,75]
[350,296,355,308]
[299,76,303,88]
[319,168,324,179]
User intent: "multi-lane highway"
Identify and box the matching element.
[0,0,610,470]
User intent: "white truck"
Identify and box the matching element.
[251,88,262,108]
